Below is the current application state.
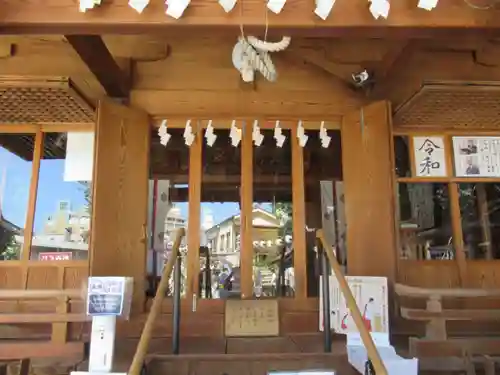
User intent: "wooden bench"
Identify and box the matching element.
[395,283,500,374]
[0,289,88,362]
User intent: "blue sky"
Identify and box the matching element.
[0,147,86,233]
[0,146,271,234]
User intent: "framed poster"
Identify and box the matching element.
[412,136,447,177]
[453,136,500,177]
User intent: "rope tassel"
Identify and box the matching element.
[233,36,291,82]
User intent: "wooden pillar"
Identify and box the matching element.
[90,100,150,312]
[341,101,397,280]
[186,128,202,299]
[240,121,254,299]
[291,126,307,298]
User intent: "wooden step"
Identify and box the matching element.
[145,352,358,375]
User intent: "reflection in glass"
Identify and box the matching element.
[304,130,343,297]
[147,129,188,297]
[398,183,453,260]
[199,128,241,299]
[31,132,94,261]
[0,134,34,261]
[253,129,293,298]
[458,183,500,260]
[394,136,411,178]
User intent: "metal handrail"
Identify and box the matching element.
[316,229,388,375]
[129,228,186,375]
[171,252,182,354]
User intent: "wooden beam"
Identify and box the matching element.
[286,41,363,87]
[2,1,500,33]
[65,35,130,98]
[372,41,410,82]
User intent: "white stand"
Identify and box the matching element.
[89,316,117,373]
[71,316,127,375]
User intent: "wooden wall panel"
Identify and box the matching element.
[130,38,361,119]
[341,101,397,280]
[64,266,88,289]
[465,261,500,288]
[398,260,500,289]
[0,264,23,288]
[26,266,59,289]
[90,100,150,312]
[118,299,320,338]
[397,260,461,288]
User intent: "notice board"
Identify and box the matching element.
[225,299,279,337]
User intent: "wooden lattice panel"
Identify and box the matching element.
[394,82,500,129]
[0,76,94,124]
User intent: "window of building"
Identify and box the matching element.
[198,127,242,299]
[394,134,500,262]
[0,129,94,264]
[0,134,34,261]
[31,132,94,261]
[147,128,188,298]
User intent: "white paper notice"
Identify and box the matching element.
[417,0,438,10]
[219,0,237,12]
[64,132,95,182]
[129,0,150,13]
[314,0,335,20]
[166,0,190,19]
[369,0,390,19]
[267,0,286,14]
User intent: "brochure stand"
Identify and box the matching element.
[72,276,134,375]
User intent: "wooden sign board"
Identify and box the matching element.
[225,299,279,337]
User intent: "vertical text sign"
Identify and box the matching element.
[413,136,447,177]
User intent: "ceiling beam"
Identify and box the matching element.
[285,47,360,88]
[65,35,130,98]
[2,1,500,33]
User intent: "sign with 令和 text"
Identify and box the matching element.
[412,136,447,177]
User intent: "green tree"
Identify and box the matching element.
[81,182,92,214]
[79,182,92,244]
[275,202,293,237]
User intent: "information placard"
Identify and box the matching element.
[453,136,500,177]
[86,277,126,316]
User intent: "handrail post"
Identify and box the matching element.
[316,229,388,375]
[128,228,185,375]
[320,245,332,353]
[172,253,181,354]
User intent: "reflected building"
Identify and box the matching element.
[16,200,90,260]
[203,206,290,297]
